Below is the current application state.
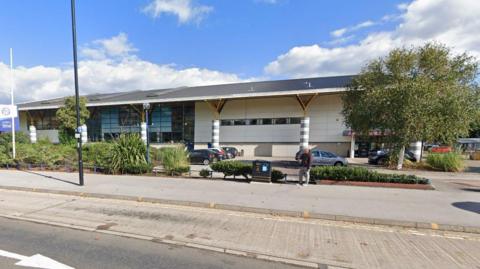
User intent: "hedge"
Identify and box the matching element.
[310,166,429,184]
[210,160,251,179]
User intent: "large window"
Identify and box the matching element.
[220,117,302,126]
[149,102,194,144]
[34,110,58,130]
[99,106,140,140]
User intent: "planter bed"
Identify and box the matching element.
[317,179,434,190]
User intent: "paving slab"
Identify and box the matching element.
[0,189,479,269]
[0,169,479,229]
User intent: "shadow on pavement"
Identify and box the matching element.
[461,188,480,193]
[452,201,480,214]
[21,170,81,186]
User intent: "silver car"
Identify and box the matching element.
[296,150,348,166]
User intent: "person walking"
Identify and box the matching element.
[298,148,312,186]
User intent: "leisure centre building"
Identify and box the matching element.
[16,75,358,157]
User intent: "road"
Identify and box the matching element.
[0,217,300,269]
[0,189,479,268]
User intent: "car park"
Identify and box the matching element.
[368,149,417,165]
[188,149,223,165]
[222,147,239,158]
[295,149,348,166]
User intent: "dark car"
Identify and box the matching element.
[222,147,239,158]
[368,149,417,165]
[189,149,223,165]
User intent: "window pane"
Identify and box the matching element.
[274,118,287,124]
[221,120,232,126]
[262,118,272,125]
[234,119,246,125]
[289,117,301,124]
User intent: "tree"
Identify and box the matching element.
[342,43,479,169]
[56,96,90,144]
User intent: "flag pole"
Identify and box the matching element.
[10,48,16,159]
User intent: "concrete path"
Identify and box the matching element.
[0,169,479,229]
[0,189,479,269]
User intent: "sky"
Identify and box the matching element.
[0,0,479,104]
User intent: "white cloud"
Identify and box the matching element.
[266,0,480,78]
[330,20,375,38]
[143,0,213,24]
[81,33,137,60]
[0,34,244,104]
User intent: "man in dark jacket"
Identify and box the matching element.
[298,148,312,185]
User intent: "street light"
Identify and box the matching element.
[143,103,151,164]
[70,0,84,186]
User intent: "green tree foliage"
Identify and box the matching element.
[342,43,479,169]
[56,96,90,143]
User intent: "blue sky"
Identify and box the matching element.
[0,0,478,103]
[0,0,401,77]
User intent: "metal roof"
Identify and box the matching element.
[17,75,355,111]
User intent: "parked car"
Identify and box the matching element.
[222,147,239,158]
[209,148,228,159]
[189,149,223,165]
[295,149,348,166]
[368,149,417,165]
[430,146,452,153]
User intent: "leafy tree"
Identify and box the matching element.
[342,43,479,169]
[56,96,90,144]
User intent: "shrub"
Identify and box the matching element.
[159,147,190,175]
[210,160,251,179]
[0,132,30,145]
[110,134,149,174]
[200,168,211,178]
[271,169,285,182]
[15,139,65,167]
[310,166,429,184]
[83,142,114,171]
[426,152,464,172]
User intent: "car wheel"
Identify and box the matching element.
[203,159,210,165]
[377,158,385,166]
[334,162,343,167]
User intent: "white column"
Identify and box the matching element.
[350,135,355,158]
[140,122,147,144]
[299,117,310,150]
[81,124,88,144]
[29,125,37,144]
[409,141,422,162]
[212,119,220,148]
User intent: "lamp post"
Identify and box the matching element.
[143,103,151,164]
[70,0,84,186]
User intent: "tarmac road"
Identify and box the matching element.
[0,217,300,269]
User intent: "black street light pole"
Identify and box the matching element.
[143,103,151,164]
[70,0,84,186]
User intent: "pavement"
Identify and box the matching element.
[0,168,479,231]
[0,217,300,269]
[1,189,480,269]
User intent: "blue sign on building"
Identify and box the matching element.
[0,117,19,132]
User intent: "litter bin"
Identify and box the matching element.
[252,160,272,182]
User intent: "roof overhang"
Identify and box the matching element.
[18,87,346,111]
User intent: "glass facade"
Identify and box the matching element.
[86,102,194,143]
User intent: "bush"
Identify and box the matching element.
[110,134,150,174]
[83,142,114,171]
[158,147,190,175]
[426,152,464,172]
[200,168,211,178]
[210,160,251,180]
[0,132,30,145]
[271,169,285,182]
[15,139,65,167]
[310,166,429,184]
